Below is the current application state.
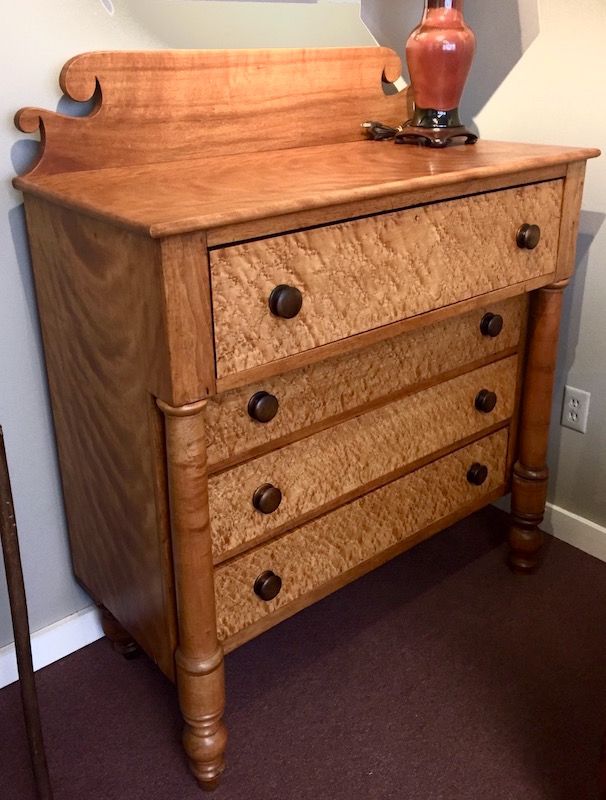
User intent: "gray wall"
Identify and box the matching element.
[2,0,605,648]
[469,0,606,524]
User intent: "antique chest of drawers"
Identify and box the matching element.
[14,48,598,789]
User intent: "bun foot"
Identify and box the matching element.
[197,775,222,792]
[98,604,141,659]
[508,524,544,574]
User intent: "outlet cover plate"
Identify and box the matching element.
[561,385,591,433]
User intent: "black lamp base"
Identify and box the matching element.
[394,124,478,148]
[395,106,478,148]
[361,106,478,148]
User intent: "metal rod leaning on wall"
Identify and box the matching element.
[0,426,53,800]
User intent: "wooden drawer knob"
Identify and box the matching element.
[516,223,541,250]
[254,571,282,601]
[269,284,303,319]
[252,483,282,514]
[480,312,504,338]
[248,391,279,423]
[467,463,489,486]
[475,389,497,413]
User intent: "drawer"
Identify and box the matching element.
[214,428,508,644]
[210,181,562,379]
[208,356,518,561]
[205,295,526,469]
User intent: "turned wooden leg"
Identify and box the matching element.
[99,604,141,659]
[509,280,568,573]
[158,398,227,790]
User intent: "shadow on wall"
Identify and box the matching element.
[361,0,540,126]
[547,209,606,508]
[7,204,40,341]
[555,210,606,381]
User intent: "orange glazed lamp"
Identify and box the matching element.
[364,0,477,147]
[402,0,477,146]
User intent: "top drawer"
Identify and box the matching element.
[210,181,562,379]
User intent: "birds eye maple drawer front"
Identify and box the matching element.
[214,429,508,645]
[208,356,517,562]
[204,295,526,470]
[209,181,562,380]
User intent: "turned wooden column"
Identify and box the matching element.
[157,398,227,790]
[509,279,569,573]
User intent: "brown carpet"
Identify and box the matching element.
[2,506,606,800]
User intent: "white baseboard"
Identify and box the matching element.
[494,498,606,563]
[541,502,606,562]
[0,605,103,689]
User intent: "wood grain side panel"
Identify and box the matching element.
[211,181,563,378]
[205,296,526,468]
[208,357,517,559]
[23,197,177,676]
[214,429,508,641]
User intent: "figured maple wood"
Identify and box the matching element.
[211,181,562,378]
[214,429,508,642]
[14,140,598,238]
[208,357,517,560]
[215,278,552,394]
[205,296,526,469]
[158,399,226,789]
[509,281,568,573]
[14,48,406,177]
[22,197,177,677]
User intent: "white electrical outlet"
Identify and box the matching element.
[561,385,591,433]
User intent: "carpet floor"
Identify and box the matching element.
[2,506,606,800]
